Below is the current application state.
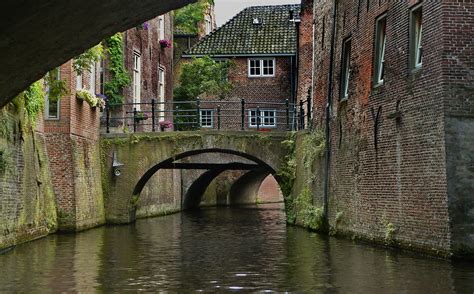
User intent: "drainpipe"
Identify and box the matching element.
[310,3,316,125]
[323,0,337,227]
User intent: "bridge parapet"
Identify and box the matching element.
[101,131,290,224]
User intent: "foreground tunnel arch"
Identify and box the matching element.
[132,148,284,212]
[0,0,194,105]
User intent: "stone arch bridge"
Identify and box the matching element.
[101,131,290,224]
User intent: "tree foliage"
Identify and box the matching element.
[174,56,232,101]
[174,0,214,34]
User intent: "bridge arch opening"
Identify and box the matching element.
[131,148,285,215]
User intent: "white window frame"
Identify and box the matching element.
[248,109,277,128]
[374,14,387,86]
[200,109,214,128]
[89,62,96,93]
[76,73,83,90]
[205,15,212,35]
[411,4,423,69]
[248,58,276,78]
[133,51,141,111]
[158,16,165,40]
[158,66,165,122]
[99,57,105,94]
[341,37,351,99]
[45,68,61,120]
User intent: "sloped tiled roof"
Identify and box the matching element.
[183,4,300,57]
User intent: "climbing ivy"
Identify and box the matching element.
[174,0,214,34]
[104,33,131,105]
[23,81,45,127]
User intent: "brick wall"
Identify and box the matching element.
[440,1,474,254]
[301,0,466,255]
[44,60,105,231]
[296,0,314,123]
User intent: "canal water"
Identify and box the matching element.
[1,203,473,292]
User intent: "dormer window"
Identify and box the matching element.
[253,18,262,25]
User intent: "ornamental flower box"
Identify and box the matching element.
[76,89,99,108]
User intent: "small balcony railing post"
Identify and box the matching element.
[151,98,156,132]
[217,105,221,130]
[105,100,110,133]
[307,95,312,123]
[256,106,261,131]
[241,98,245,130]
[196,97,201,129]
[133,107,138,133]
[285,99,290,131]
[175,105,179,131]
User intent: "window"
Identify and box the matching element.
[410,4,423,69]
[76,73,82,90]
[158,16,165,40]
[200,109,214,128]
[249,109,277,127]
[341,37,351,99]
[133,52,141,110]
[205,15,212,35]
[158,66,165,121]
[374,14,386,86]
[89,62,96,93]
[45,68,61,120]
[99,57,105,94]
[248,58,275,77]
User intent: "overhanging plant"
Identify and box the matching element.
[73,44,104,75]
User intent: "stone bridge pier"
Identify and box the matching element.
[101,131,289,224]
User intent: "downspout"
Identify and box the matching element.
[323,0,337,227]
[310,3,316,125]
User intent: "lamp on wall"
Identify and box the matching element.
[112,152,124,177]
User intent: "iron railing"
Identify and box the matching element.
[102,98,312,133]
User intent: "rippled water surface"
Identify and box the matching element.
[1,204,473,292]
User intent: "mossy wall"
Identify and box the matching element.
[0,106,57,251]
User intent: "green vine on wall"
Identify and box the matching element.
[104,33,131,105]
[22,81,45,127]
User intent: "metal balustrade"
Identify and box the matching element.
[102,98,312,133]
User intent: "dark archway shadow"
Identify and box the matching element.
[132,148,285,212]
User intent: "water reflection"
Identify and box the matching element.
[0,204,473,292]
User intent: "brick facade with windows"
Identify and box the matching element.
[300,0,474,256]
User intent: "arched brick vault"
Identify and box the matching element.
[0,0,194,106]
[101,132,289,224]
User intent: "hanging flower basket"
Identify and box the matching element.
[159,39,172,49]
[159,120,173,131]
[134,111,149,121]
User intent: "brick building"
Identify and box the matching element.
[298,0,474,255]
[106,13,174,132]
[182,5,301,131]
[43,13,175,230]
